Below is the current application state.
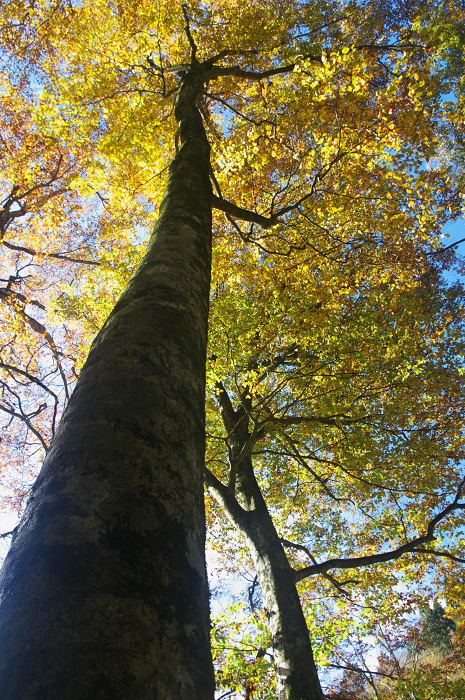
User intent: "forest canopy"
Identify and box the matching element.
[0,1,464,698]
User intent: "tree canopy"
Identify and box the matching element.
[0,0,465,697]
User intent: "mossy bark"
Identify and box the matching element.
[206,398,323,700]
[0,66,215,700]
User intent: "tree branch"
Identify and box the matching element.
[205,92,275,127]
[411,547,465,564]
[281,538,357,595]
[426,236,465,257]
[206,57,321,82]
[0,361,60,435]
[254,343,299,383]
[211,146,347,232]
[0,403,49,452]
[212,194,277,229]
[325,663,398,681]
[215,381,238,435]
[294,477,465,582]
[2,240,100,266]
[262,412,368,428]
[0,529,17,539]
[204,466,250,530]
[181,4,198,63]
[280,433,349,504]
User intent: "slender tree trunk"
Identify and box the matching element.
[206,393,323,700]
[0,65,215,700]
[244,498,324,700]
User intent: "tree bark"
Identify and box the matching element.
[206,393,323,700]
[0,65,215,700]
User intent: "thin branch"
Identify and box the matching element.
[273,149,348,219]
[426,236,465,256]
[204,49,258,66]
[412,547,465,564]
[17,309,70,400]
[0,529,17,539]
[2,240,100,266]
[211,146,347,234]
[353,42,427,53]
[280,434,348,504]
[0,283,70,401]
[325,663,398,681]
[205,92,275,127]
[0,403,49,452]
[254,343,299,384]
[295,477,465,582]
[0,361,60,435]
[262,412,368,429]
[216,691,236,700]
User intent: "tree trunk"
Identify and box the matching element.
[206,395,323,700]
[0,65,215,700]
[244,499,324,700]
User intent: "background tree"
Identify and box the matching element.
[0,51,148,512]
[420,602,457,653]
[205,250,465,698]
[203,6,465,694]
[326,607,465,699]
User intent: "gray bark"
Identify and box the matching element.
[206,390,323,700]
[0,65,215,699]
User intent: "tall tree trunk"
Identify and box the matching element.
[0,65,215,700]
[206,391,323,700]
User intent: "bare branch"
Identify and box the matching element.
[0,403,49,452]
[0,361,60,436]
[16,309,70,401]
[0,529,17,539]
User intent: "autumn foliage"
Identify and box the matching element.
[0,0,465,697]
